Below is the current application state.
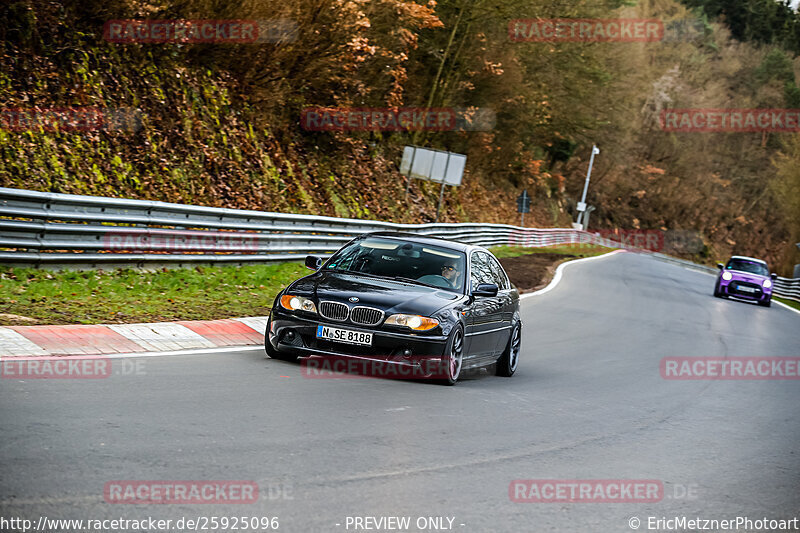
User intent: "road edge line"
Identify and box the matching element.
[773,300,800,315]
[0,345,263,361]
[519,249,624,300]
[101,345,261,359]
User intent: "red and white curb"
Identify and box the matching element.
[0,317,268,357]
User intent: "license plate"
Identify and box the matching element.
[316,325,373,346]
[738,286,756,293]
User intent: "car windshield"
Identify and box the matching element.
[726,259,769,276]
[323,237,466,292]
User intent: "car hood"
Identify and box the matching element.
[724,270,769,283]
[289,271,462,316]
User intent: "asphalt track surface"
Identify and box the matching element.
[1,252,799,533]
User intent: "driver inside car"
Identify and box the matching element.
[415,259,463,289]
[441,261,462,289]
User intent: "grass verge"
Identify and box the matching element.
[775,296,800,312]
[0,262,308,326]
[488,243,614,259]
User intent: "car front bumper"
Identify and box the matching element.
[267,309,450,364]
[719,280,772,301]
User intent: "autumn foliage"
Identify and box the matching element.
[0,0,798,272]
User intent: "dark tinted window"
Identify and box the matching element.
[470,252,495,291]
[486,255,510,290]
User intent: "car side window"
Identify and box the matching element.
[469,252,494,290]
[487,255,510,290]
[470,252,496,291]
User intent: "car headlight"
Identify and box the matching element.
[385,313,439,331]
[722,272,733,281]
[763,279,772,289]
[280,294,318,313]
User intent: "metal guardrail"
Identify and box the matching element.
[0,187,601,267]
[773,277,800,302]
[1,187,798,302]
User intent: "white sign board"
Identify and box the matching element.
[400,146,415,176]
[400,146,465,186]
[442,154,466,186]
[577,201,587,212]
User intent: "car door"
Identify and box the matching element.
[484,254,515,354]
[465,251,506,362]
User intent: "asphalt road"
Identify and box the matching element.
[1,252,799,533]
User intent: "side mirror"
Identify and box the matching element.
[473,283,498,297]
[771,273,777,280]
[716,263,724,270]
[305,255,323,271]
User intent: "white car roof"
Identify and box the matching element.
[730,255,767,264]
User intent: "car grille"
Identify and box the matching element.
[350,306,384,326]
[319,301,349,321]
[730,281,763,297]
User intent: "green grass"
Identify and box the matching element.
[489,243,614,259]
[774,296,800,311]
[0,262,309,325]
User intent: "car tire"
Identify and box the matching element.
[264,317,299,362]
[496,321,521,377]
[438,325,464,386]
[758,297,772,308]
[713,281,723,298]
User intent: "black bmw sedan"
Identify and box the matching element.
[265,232,521,385]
